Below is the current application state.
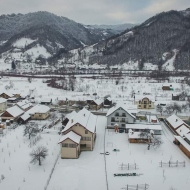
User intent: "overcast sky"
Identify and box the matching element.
[1,0,190,25]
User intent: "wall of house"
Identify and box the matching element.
[0,102,7,112]
[63,124,94,151]
[31,111,50,120]
[179,144,190,158]
[136,98,154,109]
[107,108,135,128]
[60,139,79,159]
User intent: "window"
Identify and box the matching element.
[69,144,76,148]
[111,117,115,122]
[122,113,126,117]
[121,118,125,122]
[139,101,141,104]
[111,123,114,125]
[85,129,88,134]
[149,101,152,104]
[62,143,68,147]
[144,101,147,104]
[139,105,141,107]
[121,124,125,127]
[115,112,119,116]
[82,137,91,141]
[149,105,151,107]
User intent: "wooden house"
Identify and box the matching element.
[86,99,103,110]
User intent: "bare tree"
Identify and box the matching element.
[30,146,48,166]
[156,105,164,116]
[139,130,163,150]
[23,124,40,139]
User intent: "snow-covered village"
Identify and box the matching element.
[1,1,190,190]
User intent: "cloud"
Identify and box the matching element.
[0,0,190,24]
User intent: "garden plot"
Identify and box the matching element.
[0,125,60,190]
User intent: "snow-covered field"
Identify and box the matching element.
[0,124,60,190]
[46,117,190,190]
[0,76,190,190]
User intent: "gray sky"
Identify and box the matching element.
[1,0,190,24]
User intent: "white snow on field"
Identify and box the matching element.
[143,62,158,70]
[13,38,36,48]
[0,125,60,190]
[162,50,178,71]
[26,44,51,59]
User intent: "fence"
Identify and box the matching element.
[121,184,149,190]
[159,160,185,167]
[118,163,139,170]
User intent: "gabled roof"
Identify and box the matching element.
[106,104,136,119]
[62,108,97,133]
[166,114,185,129]
[58,131,81,144]
[20,112,31,121]
[26,104,50,115]
[87,99,103,105]
[16,100,32,110]
[4,105,24,118]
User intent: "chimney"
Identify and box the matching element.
[84,114,85,117]
[71,119,74,123]
[176,119,178,122]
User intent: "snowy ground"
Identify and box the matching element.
[0,123,60,190]
[47,117,190,190]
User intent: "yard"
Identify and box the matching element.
[47,116,190,190]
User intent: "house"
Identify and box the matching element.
[40,98,52,105]
[7,97,20,104]
[86,99,103,110]
[104,97,112,107]
[135,95,155,109]
[58,131,81,159]
[128,129,152,143]
[172,94,180,101]
[165,114,189,131]
[17,112,31,124]
[1,105,24,121]
[16,100,33,111]
[59,108,97,158]
[106,104,136,129]
[0,92,13,99]
[174,133,190,158]
[0,98,7,113]
[26,104,50,120]
[125,123,162,135]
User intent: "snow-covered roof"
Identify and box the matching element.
[106,104,136,119]
[135,95,155,102]
[0,97,7,104]
[20,112,31,121]
[16,100,32,110]
[26,104,50,115]
[126,123,162,131]
[174,135,190,151]
[5,105,24,117]
[1,92,13,97]
[176,125,190,137]
[58,131,81,144]
[166,114,185,129]
[62,108,97,133]
[65,111,77,120]
[88,99,103,105]
[128,131,149,139]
